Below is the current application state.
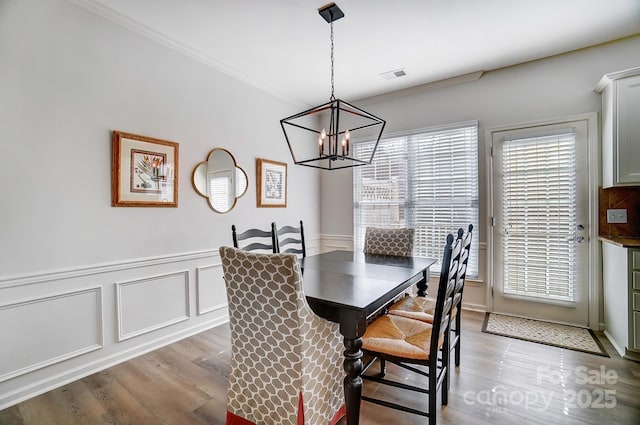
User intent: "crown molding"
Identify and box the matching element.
[355,71,484,106]
[67,0,305,107]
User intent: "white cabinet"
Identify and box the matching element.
[595,67,640,188]
[602,241,640,361]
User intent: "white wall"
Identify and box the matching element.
[0,0,320,408]
[320,34,640,311]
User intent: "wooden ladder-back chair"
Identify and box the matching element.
[388,224,473,367]
[274,220,306,258]
[231,223,277,253]
[363,227,415,257]
[219,247,346,425]
[360,233,462,424]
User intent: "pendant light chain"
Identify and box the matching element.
[330,19,335,101]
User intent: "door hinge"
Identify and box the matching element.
[491,217,495,226]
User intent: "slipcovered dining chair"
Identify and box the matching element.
[274,220,306,258]
[364,227,417,300]
[363,227,415,256]
[388,224,473,367]
[360,233,462,424]
[231,223,277,253]
[219,246,345,425]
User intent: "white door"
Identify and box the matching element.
[490,118,590,326]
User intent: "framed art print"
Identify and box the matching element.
[256,158,287,208]
[112,131,179,207]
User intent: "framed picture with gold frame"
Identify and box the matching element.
[256,158,287,208]
[111,131,179,207]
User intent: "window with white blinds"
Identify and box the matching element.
[500,132,577,301]
[353,122,479,277]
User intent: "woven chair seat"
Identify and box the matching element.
[389,296,459,323]
[363,314,444,361]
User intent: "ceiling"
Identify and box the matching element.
[78,0,640,106]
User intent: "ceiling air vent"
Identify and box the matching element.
[379,68,407,80]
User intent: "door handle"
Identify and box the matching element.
[567,235,585,243]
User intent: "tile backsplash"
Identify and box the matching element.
[599,186,640,237]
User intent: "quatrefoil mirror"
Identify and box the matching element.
[192,148,248,213]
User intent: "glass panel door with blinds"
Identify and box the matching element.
[490,119,589,326]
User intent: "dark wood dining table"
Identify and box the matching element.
[300,250,437,425]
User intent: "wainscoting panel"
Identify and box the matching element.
[0,249,231,410]
[116,270,190,341]
[196,264,226,315]
[0,287,103,383]
[319,234,353,253]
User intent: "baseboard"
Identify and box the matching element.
[603,330,625,358]
[0,316,228,410]
[623,349,640,362]
[462,302,486,312]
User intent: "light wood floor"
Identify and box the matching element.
[2,311,639,425]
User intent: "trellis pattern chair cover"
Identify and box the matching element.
[363,227,415,256]
[219,246,345,425]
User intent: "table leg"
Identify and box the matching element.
[416,269,428,296]
[343,336,363,425]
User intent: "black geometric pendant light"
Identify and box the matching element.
[280,2,385,170]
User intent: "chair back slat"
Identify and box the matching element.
[231,224,277,253]
[274,220,306,258]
